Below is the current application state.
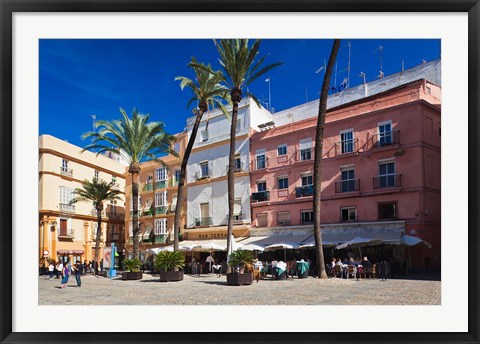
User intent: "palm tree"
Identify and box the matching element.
[82,108,176,259]
[173,58,229,251]
[313,39,341,278]
[211,39,282,262]
[69,178,122,275]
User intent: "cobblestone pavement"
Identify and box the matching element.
[39,273,441,305]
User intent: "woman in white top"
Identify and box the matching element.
[48,262,55,280]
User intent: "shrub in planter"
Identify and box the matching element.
[154,251,185,282]
[122,258,143,280]
[227,250,254,286]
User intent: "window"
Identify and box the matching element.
[155,168,167,182]
[200,161,209,178]
[341,168,356,192]
[378,202,396,220]
[378,161,396,188]
[174,142,181,153]
[200,129,209,142]
[94,170,99,181]
[256,213,268,227]
[277,211,290,225]
[236,119,242,132]
[340,129,354,154]
[256,149,266,169]
[155,192,167,207]
[62,159,68,170]
[341,207,357,221]
[299,138,312,161]
[378,121,393,146]
[301,210,314,224]
[154,219,167,235]
[257,180,267,192]
[147,175,153,184]
[59,186,74,204]
[277,176,288,189]
[174,169,181,185]
[130,196,141,211]
[233,198,242,220]
[301,174,313,186]
[277,144,287,156]
[234,154,242,172]
[171,194,177,211]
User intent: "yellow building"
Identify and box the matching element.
[124,133,187,260]
[39,135,127,266]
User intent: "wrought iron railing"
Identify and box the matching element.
[373,174,402,189]
[59,203,75,213]
[296,148,314,162]
[60,166,73,177]
[295,185,314,197]
[334,138,359,156]
[195,217,212,227]
[335,179,360,193]
[251,190,270,202]
[372,130,400,148]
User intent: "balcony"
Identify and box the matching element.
[90,209,106,217]
[155,206,167,215]
[233,212,244,223]
[59,203,75,213]
[334,138,359,156]
[372,130,400,148]
[373,174,402,189]
[109,233,120,241]
[251,157,268,171]
[194,171,211,181]
[251,190,270,202]
[295,185,314,198]
[58,228,74,239]
[141,209,153,217]
[170,179,179,187]
[155,180,167,189]
[143,183,154,191]
[195,217,212,227]
[234,161,247,173]
[335,179,360,193]
[60,166,73,177]
[296,148,314,162]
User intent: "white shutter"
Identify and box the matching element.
[129,222,133,237]
[233,198,242,215]
[171,195,177,211]
[299,138,312,150]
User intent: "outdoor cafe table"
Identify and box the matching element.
[296,261,309,278]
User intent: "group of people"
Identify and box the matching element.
[185,256,227,276]
[328,256,391,280]
[47,260,84,289]
[255,257,312,279]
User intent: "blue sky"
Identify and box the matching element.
[40,39,440,148]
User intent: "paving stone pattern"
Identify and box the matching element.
[39,273,441,305]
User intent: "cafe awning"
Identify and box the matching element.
[57,250,84,255]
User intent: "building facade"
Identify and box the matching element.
[184,97,274,240]
[124,133,188,260]
[249,78,441,269]
[39,135,126,266]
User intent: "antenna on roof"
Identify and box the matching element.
[374,45,384,78]
[315,58,327,74]
[91,114,96,152]
[358,72,366,84]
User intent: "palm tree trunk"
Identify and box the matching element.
[94,206,103,276]
[227,89,241,267]
[314,39,341,279]
[132,174,140,259]
[173,109,204,251]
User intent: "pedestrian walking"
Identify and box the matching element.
[55,260,63,279]
[100,259,104,272]
[48,261,55,280]
[60,262,71,289]
[72,262,82,287]
[83,260,87,275]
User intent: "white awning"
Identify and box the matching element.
[142,225,153,240]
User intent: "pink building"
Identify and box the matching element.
[249,78,441,270]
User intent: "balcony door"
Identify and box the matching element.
[200,203,209,224]
[378,121,392,146]
[60,219,67,236]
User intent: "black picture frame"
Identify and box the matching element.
[1,1,478,343]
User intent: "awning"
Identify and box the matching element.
[400,235,432,248]
[143,225,153,240]
[240,234,312,248]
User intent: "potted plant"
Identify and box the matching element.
[121,258,143,280]
[154,251,185,282]
[226,250,254,286]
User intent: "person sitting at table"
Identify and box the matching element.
[349,257,358,266]
[286,259,296,279]
[362,256,372,269]
[328,258,336,276]
[271,258,278,268]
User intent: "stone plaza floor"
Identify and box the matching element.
[38,272,441,305]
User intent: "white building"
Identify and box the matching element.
[184,97,274,240]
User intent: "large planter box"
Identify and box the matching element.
[226,272,253,286]
[159,271,184,282]
[122,271,143,280]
